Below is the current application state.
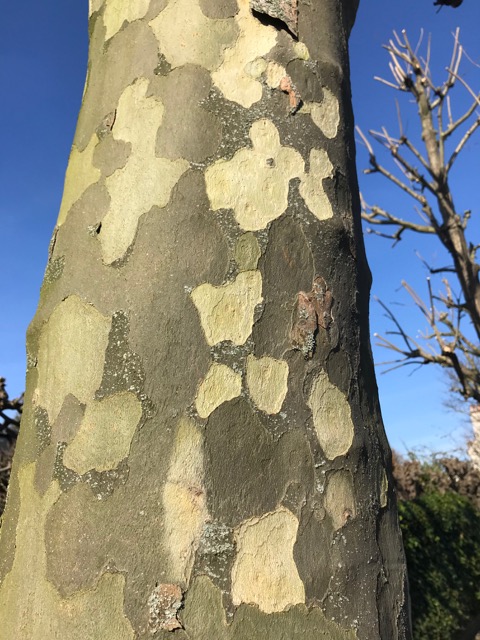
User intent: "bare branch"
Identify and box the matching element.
[446,116,480,173]
[443,98,480,141]
[415,251,456,275]
[365,157,431,205]
[403,138,433,175]
[395,99,404,138]
[445,66,480,108]
[355,125,375,156]
[374,76,403,91]
[447,94,453,127]
[375,297,417,353]
[361,199,436,236]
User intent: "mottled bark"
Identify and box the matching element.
[0,1,410,638]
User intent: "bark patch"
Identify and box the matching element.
[163,417,208,585]
[212,0,277,108]
[0,464,134,639]
[182,575,357,638]
[246,355,289,414]
[195,363,242,419]
[148,583,183,632]
[309,87,340,139]
[62,391,142,475]
[149,0,237,71]
[36,296,111,424]
[204,398,313,526]
[299,148,334,220]
[231,507,305,612]
[324,470,356,530]
[103,0,151,41]
[101,78,188,265]
[57,135,101,226]
[235,232,261,271]
[291,276,333,358]
[205,119,303,231]
[307,370,354,459]
[152,65,222,163]
[191,271,263,346]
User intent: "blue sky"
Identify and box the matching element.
[1,0,479,454]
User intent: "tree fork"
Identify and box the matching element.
[0,1,410,638]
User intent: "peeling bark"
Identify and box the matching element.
[250,0,298,36]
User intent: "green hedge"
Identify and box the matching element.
[399,491,480,639]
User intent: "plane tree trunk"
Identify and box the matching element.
[0,1,411,638]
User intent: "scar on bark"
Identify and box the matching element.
[148,583,184,632]
[291,276,334,358]
[250,0,298,38]
[279,75,302,114]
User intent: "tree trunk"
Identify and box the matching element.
[0,1,411,638]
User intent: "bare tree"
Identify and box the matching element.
[356,29,480,466]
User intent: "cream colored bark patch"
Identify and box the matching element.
[36,296,111,424]
[101,79,188,264]
[231,507,305,613]
[293,41,310,60]
[307,370,354,459]
[103,0,151,40]
[265,61,287,89]
[163,417,208,585]
[205,120,303,231]
[244,57,267,79]
[195,363,242,419]
[299,148,334,221]
[310,88,340,139]
[212,0,277,107]
[89,0,104,16]
[149,0,237,71]
[324,470,356,531]
[380,468,388,508]
[0,464,134,639]
[63,392,142,474]
[57,134,101,226]
[246,355,288,414]
[191,270,263,346]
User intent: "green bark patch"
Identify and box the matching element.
[252,215,314,359]
[0,464,134,639]
[199,0,239,19]
[181,575,356,639]
[75,20,159,152]
[151,65,223,163]
[204,397,313,526]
